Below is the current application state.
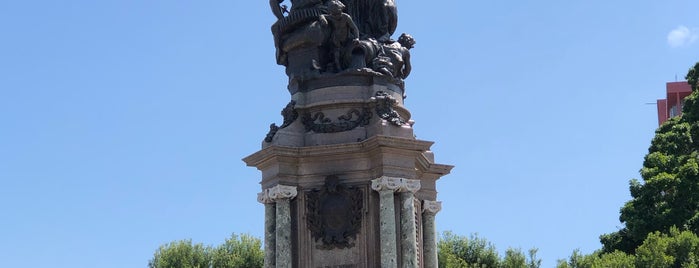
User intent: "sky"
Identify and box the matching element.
[2,0,699,267]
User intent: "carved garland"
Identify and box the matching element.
[302,107,372,133]
[266,91,410,139]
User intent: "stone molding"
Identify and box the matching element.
[423,200,442,215]
[371,177,421,193]
[259,185,298,204]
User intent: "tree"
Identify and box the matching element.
[601,62,699,254]
[148,240,211,268]
[438,231,501,268]
[502,248,541,268]
[559,228,699,268]
[148,234,263,268]
[437,231,541,268]
[211,234,264,268]
[556,249,633,268]
[635,227,699,268]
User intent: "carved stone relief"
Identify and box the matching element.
[372,91,407,126]
[306,175,363,249]
[302,108,372,133]
[265,100,299,142]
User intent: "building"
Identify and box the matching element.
[657,81,692,125]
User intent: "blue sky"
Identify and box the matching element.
[2,1,699,267]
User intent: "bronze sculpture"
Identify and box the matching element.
[268,0,412,87]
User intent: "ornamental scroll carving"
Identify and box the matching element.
[302,107,372,133]
[372,91,407,126]
[265,100,299,142]
[371,176,420,193]
[268,184,299,201]
[306,175,363,249]
[423,200,442,215]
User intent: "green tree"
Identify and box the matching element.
[635,227,699,268]
[601,62,699,254]
[556,249,633,268]
[438,231,500,268]
[211,234,264,268]
[437,231,541,268]
[148,240,211,268]
[501,248,540,268]
[501,248,526,268]
[148,233,263,268]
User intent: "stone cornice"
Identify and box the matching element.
[243,135,435,168]
[371,177,421,193]
[423,200,442,215]
[416,153,454,177]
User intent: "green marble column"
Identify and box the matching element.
[398,179,421,268]
[258,189,276,268]
[372,177,402,268]
[268,184,298,268]
[422,200,442,268]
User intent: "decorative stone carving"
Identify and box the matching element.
[371,176,401,192]
[258,189,275,204]
[268,184,299,200]
[258,185,299,203]
[264,124,281,143]
[423,200,442,214]
[371,176,420,193]
[280,100,299,128]
[302,108,372,133]
[306,175,363,249]
[265,101,299,143]
[372,91,407,126]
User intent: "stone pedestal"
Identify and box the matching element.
[244,76,452,268]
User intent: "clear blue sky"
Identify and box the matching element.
[2,1,699,267]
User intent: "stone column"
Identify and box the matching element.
[268,184,298,268]
[398,179,421,268]
[257,189,276,268]
[422,200,442,268]
[372,177,402,268]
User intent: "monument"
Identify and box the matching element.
[244,1,453,267]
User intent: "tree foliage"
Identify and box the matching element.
[210,234,264,268]
[437,231,541,268]
[148,233,263,268]
[601,62,699,254]
[556,249,634,268]
[559,228,699,268]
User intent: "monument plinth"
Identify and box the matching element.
[244,1,453,267]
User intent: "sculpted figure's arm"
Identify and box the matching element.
[319,14,329,27]
[270,0,285,20]
[401,49,411,78]
[346,14,360,40]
